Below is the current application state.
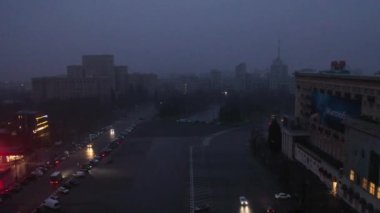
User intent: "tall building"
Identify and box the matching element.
[282,62,380,212]
[267,41,290,91]
[32,55,128,101]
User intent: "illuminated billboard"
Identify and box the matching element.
[312,92,361,132]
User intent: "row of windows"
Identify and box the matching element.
[297,83,380,100]
[350,170,380,199]
[297,82,380,96]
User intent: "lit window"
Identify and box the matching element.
[6,155,24,162]
[369,182,376,195]
[362,178,368,190]
[377,187,380,199]
[349,170,355,181]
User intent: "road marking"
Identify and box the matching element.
[202,127,240,146]
[189,146,195,213]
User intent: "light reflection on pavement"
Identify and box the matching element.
[86,147,95,160]
[240,206,252,213]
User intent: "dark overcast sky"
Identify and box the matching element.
[1,0,380,80]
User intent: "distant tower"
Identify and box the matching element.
[268,40,289,91]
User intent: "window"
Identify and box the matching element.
[362,178,368,190]
[349,170,355,181]
[377,187,380,199]
[369,182,375,195]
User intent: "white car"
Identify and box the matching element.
[42,198,60,209]
[57,187,69,194]
[239,196,249,206]
[72,171,86,177]
[31,169,43,176]
[275,193,291,199]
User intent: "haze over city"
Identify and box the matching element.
[1,0,380,80]
[1,1,380,213]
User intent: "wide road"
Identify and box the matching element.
[0,105,154,213]
[197,126,296,213]
[56,119,228,213]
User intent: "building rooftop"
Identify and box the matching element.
[295,72,380,83]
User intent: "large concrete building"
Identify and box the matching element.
[32,55,128,101]
[295,71,380,163]
[282,62,380,212]
[343,118,380,212]
[82,55,114,78]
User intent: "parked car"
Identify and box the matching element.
[89,159,99,166]
[42,198,61,209]
[68,178,80,185]
[62,182,72,189]
[275,193,291,199]
[49,195,60,201]
[31,169,44,177]
[100,149,111,157]
[94,156,102,161]
[80,164,92,171]
[57,187,69,194]
[37,166,49,173]
[72,171,86,178]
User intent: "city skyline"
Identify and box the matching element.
[1,0,380,80]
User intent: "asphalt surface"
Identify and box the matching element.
[1,113,348,213]
[197,126,296,213]
[56,119,228,213]
[52,118,296,213]
[0,106,154,213]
